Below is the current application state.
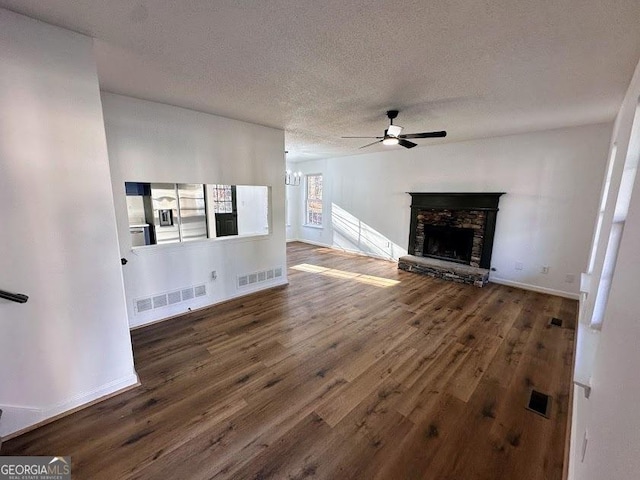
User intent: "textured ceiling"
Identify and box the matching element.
[2,0,640,162]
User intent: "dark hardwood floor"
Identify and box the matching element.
[3,242,576,479]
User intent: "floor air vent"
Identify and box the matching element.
[526,389,551,418]
[549,317,563,327]
[134,283,208,315]
[237,266,284,289]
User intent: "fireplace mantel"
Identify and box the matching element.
[407,192,505,210]
[407,192,505,270]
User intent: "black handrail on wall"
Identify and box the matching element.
[0,290,29,303]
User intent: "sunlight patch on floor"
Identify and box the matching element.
[291,263,400,288]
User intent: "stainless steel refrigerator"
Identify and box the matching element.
[177,183,208,242]
[151,183,180,244]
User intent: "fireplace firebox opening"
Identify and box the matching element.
[423,226,474,265]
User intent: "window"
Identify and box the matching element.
[211,184,233,213]
[590,100,640,328]
[305,174,323,226]
[587,144,617,274]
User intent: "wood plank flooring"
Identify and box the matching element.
[2,242,576,479]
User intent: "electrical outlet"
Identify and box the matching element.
[541,266,550,274]
[565,273,576,283]
[211,270,217,280]
[515,262,524,271]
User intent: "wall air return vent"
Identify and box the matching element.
[153,294,168,308]
[134,283,209,315]
[136,298,153,313]
[237,266,285,289]
[168,291,182,305]
[181,288,194,301]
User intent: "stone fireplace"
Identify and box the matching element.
[399,192,504,286]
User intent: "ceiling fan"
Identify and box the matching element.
[342,110,447,149]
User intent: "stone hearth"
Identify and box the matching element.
[398,255,490,287]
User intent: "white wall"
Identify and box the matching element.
[289,124,611,297]
[0,10,137,437]
[569,56,640,480]
[102,94,286,328]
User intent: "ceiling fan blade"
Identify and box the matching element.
[359,140,383,149]
[399,131,447,139]
[342,136,384,139]
[398,139,417,149]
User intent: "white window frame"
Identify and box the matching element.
[589,100,640,328]
[304,174,323,227]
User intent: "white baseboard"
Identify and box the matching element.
[490,277,579,300]
[1,373,139,440]
[0,406,40,441]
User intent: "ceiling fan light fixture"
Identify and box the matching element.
[382,136,399,146]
